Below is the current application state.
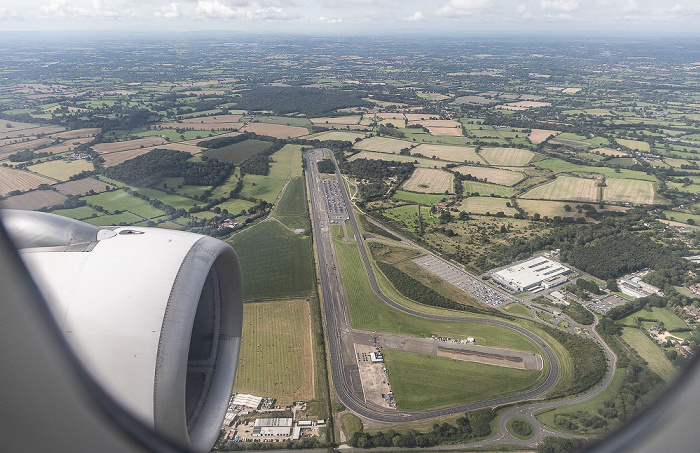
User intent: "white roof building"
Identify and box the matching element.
[492,257,572,292]
[252,418,293,437]
[232,393,263,410]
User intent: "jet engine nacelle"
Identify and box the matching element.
[2,210,243,452]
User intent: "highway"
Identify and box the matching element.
[304,148,616,442]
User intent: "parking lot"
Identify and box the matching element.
[322,180,348,223]
[413,255,514,307]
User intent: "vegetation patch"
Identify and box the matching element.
[620,327,676,381]
[233,299,314,404]
[384,350,543,410]
[506,418,534,439]
[202,139,271,164]
[521,175,599,203]
[229,220,314,300]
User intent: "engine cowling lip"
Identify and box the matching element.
[153,235,243,452]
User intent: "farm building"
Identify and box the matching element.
[252,418,293,437]
[492,257,572,292]
[232,393,263,410]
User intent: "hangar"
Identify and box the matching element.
[492,257,571,292]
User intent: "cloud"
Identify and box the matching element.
[322,0,377,8]
[318,15,342,23]
[670,2,700,15]
[193,1,293,20]
[194,0,242,18]
[404,11,424,21]
[540,0,578,12]
[435,0,492,17]
[154,2,180,18]
[38,0,120,18]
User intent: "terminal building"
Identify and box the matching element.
[492,257,572,292]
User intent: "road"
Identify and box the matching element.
[304,148,616,444]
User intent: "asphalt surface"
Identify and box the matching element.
[304,148,617,444]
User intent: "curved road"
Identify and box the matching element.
[305,148,616,443]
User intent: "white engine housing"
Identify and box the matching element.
[2,210,243,452]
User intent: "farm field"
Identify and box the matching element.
[229,220,314,300]
[463,181,511,197]
[28,159,94,181]
[480,147,535,166]
[237,144,303,202]
[393,190,450,205]
[592,148,628,157]
[311,115,361,125]
[516,199,620,218]
[617,138,651,152]
[233,299,315,404]
[92,137,167,154]
[274,176,310,231]
[521,176,599,202]
[458,197,516,215]
[0,190,66,210]
[354,136,411,153]
[100,148,152,167]
[452,165,524,186]
[534,158,658,181]
[426,126,464,136]
[0,166,55,195]
[81,189,167,219]
[202,139,271,164]
[402,168,453,193]
[411,143,483,163]
[301,130,366,141]
[620,307,689,333]
[51,205,103,220]
[240,122,309,138]
[384,350,544,411]
[529,129,561,144]
[349,150,437,168]
[620,327,676,382]
[603,178,656,204]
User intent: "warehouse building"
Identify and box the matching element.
[252,418,293,437]
[492,257,572,292]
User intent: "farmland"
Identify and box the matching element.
[479,147,535,166]
[459,197,516,215]
[603,178,656,204]
[354,136,411,154]
[462,181,511,197]
[402,168,453,193]
[452,165,524,186]
[0,166,55,195]
[233,299,315,404]
[202,139,271,164]
[521,176,599,203]
[28,159,94,181]
[411,143,483,163]
[620,327,677,382]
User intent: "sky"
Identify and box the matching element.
[0,0,699,35]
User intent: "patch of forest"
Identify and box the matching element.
[102,149,232,187]
[232,86,372,117]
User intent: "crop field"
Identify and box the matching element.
[51,206,103,220]
[617,138,651,152]
[354,136,411,153]
[92,137,168,154]
[402,168,453,193]
[36,137,93,155]
[452,165,524,186]
[158,114,243,130]
[29,159,94,181]
[620,327,676,382]
[534,158,658,181]
[0,190,66,210]
[521,176,599,202]
[411,143,483,163]
[529,129,561,144]
[50,128,101,139]
[480,147,535,166]
[393,190,451,205]
[463,181,511,197]
[603,178,655,204]
[459,197,517,215]
[229,220,314,300]
[663,157,690,168]
[0,138,55,159]
[516,199,616,218]
[233,299,314,404]
[349,150,437,168]
[453,95,495,105]
[240,122,309,138]
[100,149,153,168]
[82,189,167,219]
[311,115,361,125]
[203,139,271,164]
[497,101,551,110]
[384,350,543,411]
[426,126,464,136]
[0,166,55,195]
[128,187,201,210]
[275,176,307,217]
[143,142,204,154]
[301,130,366,141]
[82,212,143,226]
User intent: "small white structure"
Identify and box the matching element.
[370,352,384,363]
[292,426,301,440]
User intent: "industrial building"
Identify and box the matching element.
[231,393,263,410]
[492,257,572,292]
[252,418,293,437]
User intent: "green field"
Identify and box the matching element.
[504,303,533,318]
[51,205,103,220]
[130,187,200,210]
[82,189,167,220]
[384,350,544,411]
[274,176,311,231]
[340,414,363,439]
[620,307,689,333]
[233,299,315,404]
[229,220,315,300]
[620,327,677,382]
[202,139,271,164]
[238,144,303,202]
[384,204,435,227]
[603,178,656,204]
[463,181,511,197]
[662,210,700,226]
[393,190,450,205]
